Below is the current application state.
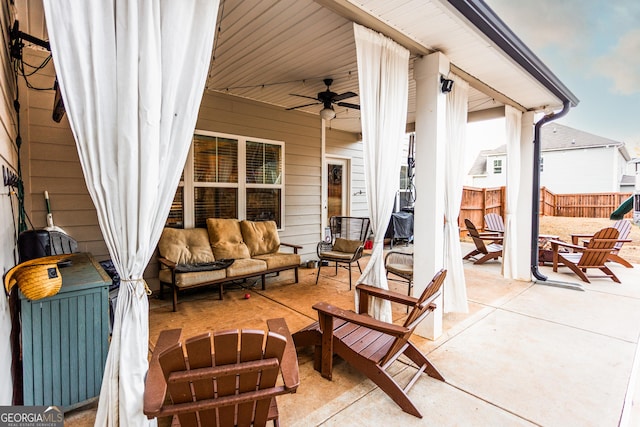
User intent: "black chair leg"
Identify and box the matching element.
[316,262,321,284]
[348,264,352,290]
[357,261,362,273]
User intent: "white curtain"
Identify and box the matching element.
[42,1,219,425]
[443,74,469,313]
[353,23,409,322]
[502,105,522,279]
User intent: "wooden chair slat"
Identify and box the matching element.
[213,331,239,426]
[185,334,215,427]
[237,330,268,427]
[160,343,198,427]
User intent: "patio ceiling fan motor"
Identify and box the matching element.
[286,78,360,117]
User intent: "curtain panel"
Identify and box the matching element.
[502,105,522,279]
[353,23,409,322]
[443,74,469,313]
[42,1,219,424]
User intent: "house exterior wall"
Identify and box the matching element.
[17,50,364,290]
[0,0,16,404]
[470,153,507,188]
[471,147,623,193]
[540,147,617,193]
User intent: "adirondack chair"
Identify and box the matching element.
[484,213,505,234]
[570,219,633,268]
[462,219,503,264]
[317,216,370,290]
[293,269,447,418]
[550,227,621,283]
[144,318,300,427]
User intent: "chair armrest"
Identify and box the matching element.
[313,302,408,337]
[468,233,503,242]
[144,328,182,418]
[158,257,177,270]
[356,283,418,307]
[549,239,583,252]
[267,318,300,392]
[280,242,302,254]
[570,233,594,245]
[350,245,365,261]
[384,251,413,265]
[317,242,333,257]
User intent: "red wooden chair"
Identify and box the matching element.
[144,318,299,427]
[293,269,447,418]
[570,219,633,268]
[463,219,503,264]
[550,227,621,283]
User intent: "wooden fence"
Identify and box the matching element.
[459,186,632,232]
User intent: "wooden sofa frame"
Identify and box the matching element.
[158,240,301,312]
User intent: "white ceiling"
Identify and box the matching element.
[15,0,568,134]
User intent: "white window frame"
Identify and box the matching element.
[493,158,503,174]
[178,130,285,229]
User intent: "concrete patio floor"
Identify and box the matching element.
[65,242,640,426]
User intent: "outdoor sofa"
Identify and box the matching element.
[157,218,301,311]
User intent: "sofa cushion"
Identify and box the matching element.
[225,258,267,277]
[240,220,280,256]
[158,228,215,264]
[253,253,300,270]
[332,237,362,254]
[159,268,226,289]
[207,218,251,259]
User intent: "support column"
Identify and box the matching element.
[413,52,449,339]
[515,111,535,279]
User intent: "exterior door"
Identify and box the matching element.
[325,158,349,225]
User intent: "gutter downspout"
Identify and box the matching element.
[531,100,571,281]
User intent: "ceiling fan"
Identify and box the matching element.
[286,78,360,120]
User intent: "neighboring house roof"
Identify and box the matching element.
[468,123,629,175]
[620,175,636,186]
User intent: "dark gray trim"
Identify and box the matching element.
[447,0,579,107]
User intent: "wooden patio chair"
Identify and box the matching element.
[570,219,633,268]
[484,213,505,234]
[316,216,370,290]
[462,219,503,264]
[144,318,300,427]
[293,269,447,418]
[550,227,621,283]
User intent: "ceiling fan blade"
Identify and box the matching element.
[286,102,321,110]
[333,91,357,102]
[337,102,360,110]
[290,93,320,102]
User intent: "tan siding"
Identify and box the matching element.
[22,64,365,286]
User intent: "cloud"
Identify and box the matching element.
[593,29,640,95]
[485,0,589,51]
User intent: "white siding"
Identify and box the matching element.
[471,154,507,188]
[541,147,617,193]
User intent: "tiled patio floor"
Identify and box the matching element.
[66,242,640,426]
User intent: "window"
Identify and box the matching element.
[493,159,503,174]
[399,165,409,190]
[168,131,284,229]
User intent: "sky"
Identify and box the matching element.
[477,0,640,157]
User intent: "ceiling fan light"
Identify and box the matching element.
[320,107,336,120]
